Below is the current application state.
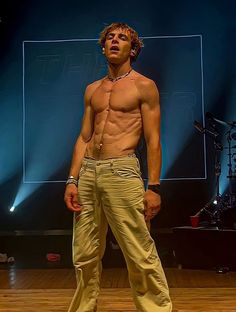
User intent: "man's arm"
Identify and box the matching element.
[64,83,96,212]
[68,86,95,178]
[138,78,162,221]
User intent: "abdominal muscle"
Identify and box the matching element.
[85,108,142,160]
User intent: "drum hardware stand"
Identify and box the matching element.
[224,125,236,210]
[194,118,236,273]
[193,120,226,228]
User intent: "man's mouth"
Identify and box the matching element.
[110,46,119,51]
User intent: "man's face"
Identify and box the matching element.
[104,28,132,64]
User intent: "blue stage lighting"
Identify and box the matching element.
[12,181,42,209]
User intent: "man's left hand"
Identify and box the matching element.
[143,190,161,221]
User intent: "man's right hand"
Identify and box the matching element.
[64,184,82,212]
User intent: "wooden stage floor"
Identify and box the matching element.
[1,267,236,311]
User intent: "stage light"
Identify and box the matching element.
[213,199,218,205]
[9,206,15,212]
[11,182,40,210]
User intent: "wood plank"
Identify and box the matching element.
[1,268,236,311]
[1,288,236,311]
[1,268,236,289]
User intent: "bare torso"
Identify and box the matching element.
[85,70,144,159]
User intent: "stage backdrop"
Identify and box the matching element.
[0,0,235,230]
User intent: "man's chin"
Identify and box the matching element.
[106,56,129,65]
[107,56,120,63]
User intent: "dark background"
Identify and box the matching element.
[0,0,236,231]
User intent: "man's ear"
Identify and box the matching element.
[130,49,136,57]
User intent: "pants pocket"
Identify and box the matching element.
[114,167,141,179]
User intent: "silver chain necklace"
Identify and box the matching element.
[107,69,132,82]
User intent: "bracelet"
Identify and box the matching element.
[66,175,78,187]
[148,184,161,195]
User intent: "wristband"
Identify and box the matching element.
[148,184,161,195]
[66,175,78,187]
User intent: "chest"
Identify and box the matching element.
[91,80,140,113]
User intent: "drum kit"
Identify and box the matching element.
[194,112,236,228]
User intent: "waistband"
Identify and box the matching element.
[82,154,138,166]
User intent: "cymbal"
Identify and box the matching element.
[231,132,236,140]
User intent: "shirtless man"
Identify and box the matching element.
[64,22,172,312]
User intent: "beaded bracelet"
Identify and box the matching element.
[66,176,78,187]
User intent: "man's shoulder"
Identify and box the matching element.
[86,78,103,91]
[133,71,158,92]
[84,78,103,98]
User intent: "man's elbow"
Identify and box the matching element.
[81,131,92,143]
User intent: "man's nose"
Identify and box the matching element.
[112,36,119,44]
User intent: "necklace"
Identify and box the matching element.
[107,68,132,82]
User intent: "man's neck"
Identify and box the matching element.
[107,61,132,80]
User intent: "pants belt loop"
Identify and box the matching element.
[110,160,114,173]
[83,159,89,170]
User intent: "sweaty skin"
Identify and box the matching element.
[64,28,162,221]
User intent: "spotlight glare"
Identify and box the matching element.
[9,206,15,212]
[213,199,218,205]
